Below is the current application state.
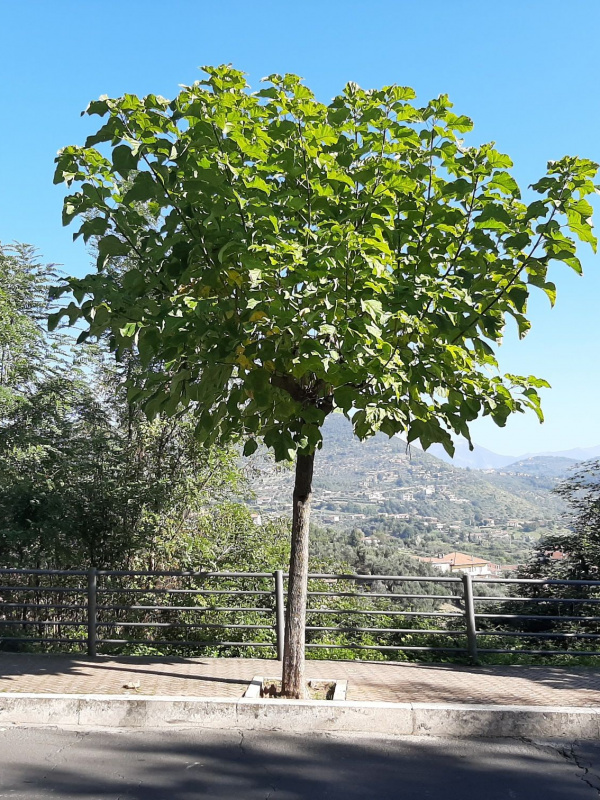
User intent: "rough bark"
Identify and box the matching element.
[281,450,315,699]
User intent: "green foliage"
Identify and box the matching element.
[517,460,600,583]
[464,461,600,665]
[0,363,257,571]
[0,243,62,414]
[53,65,598,462]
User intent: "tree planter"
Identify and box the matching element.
[245,676,347,701]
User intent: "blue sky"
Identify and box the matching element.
[1,0,599,456]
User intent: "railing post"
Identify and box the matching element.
[461,573,479,665]
[274,569,285,661]
[87,567,97,658]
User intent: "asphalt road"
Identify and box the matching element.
[0,726,599,799]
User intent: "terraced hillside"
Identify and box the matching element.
[248,414,574,566]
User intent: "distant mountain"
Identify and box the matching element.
[251,414,567,524]
[426,439,517,470]
[520,445,600,462]
[501,456,579,479]
[422,438,600,471]
[249,414,572,568]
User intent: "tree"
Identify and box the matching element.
[0,352,259,571]
[520,460,600,583]
[0,242,61,414]
[53,65,597,696]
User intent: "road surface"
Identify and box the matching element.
[0,726,598,798]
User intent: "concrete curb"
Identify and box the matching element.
[0,693,598,738]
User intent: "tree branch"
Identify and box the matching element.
[449,188,566,345]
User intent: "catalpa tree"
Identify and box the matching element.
[53,65,597,696]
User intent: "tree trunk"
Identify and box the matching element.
[281,451,315,699]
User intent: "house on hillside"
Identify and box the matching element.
[418,551,502,576]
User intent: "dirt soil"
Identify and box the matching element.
[260,679,336,700]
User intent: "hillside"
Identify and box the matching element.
[248,415,574,566]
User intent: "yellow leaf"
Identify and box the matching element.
[250,310,268,322]
[236,353,253,369]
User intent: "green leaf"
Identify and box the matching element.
[507,286,528,312]
[488,171,520,196]
[112,144,139,175]
[79,216,109,242]
[360,298,384,321]
[445,113,473,133]
[486,150,513,169]
[566,213,597,252]
[119,322,137,338]
[124,172,159,204]
[97,235,129,266]
[473,204,512,230]
[333,385,355,412]
[243,439,258,456]
[47,311,65,332]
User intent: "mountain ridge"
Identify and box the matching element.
[424,439,600,471]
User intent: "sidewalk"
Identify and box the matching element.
[2,653,600,707]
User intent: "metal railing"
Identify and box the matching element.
[2,568,600,662]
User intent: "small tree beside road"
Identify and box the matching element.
[53,65,597,696]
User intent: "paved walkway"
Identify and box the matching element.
[2,654,600,706]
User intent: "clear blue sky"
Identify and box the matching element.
[1,0,599,456]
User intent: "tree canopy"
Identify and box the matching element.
[53,65,598,461]
[520,460,600,583]
[52,65,598,695]
[0,243,62,413]
[0,240,285,573]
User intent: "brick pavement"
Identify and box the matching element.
[2,654,600,706]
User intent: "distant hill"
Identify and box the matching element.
[520,445,600,462]
[427,439,517,470]
[423,438,600,471]
[500,456,579,479]
[248,415,571,568]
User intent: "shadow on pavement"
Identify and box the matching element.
[0,727,596,800]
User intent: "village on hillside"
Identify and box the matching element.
[246,416,570,569]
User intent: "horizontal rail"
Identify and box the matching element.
[98,570,273,578]
[305,591,459,600]
[0,620,85,627]
[0,637,85,644]
[5,568,600,587]
[307,626,465,635]
[95,622,273,630]
[95,588,274,596]
[473,577,600,586]
[473,596,600,604]
[3,568,600,664]
[0,569,88,576]
[0,603,86,611]
[307,573,462,582]
[478,648,600,656]
[476,631,600,639]
[0,586,85,594]
[97,639,275,647]
[96,605,273,613]
[0,568,273,578]
[306,643,467,652]
[475,613,600,622]
[306,609,463,617]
